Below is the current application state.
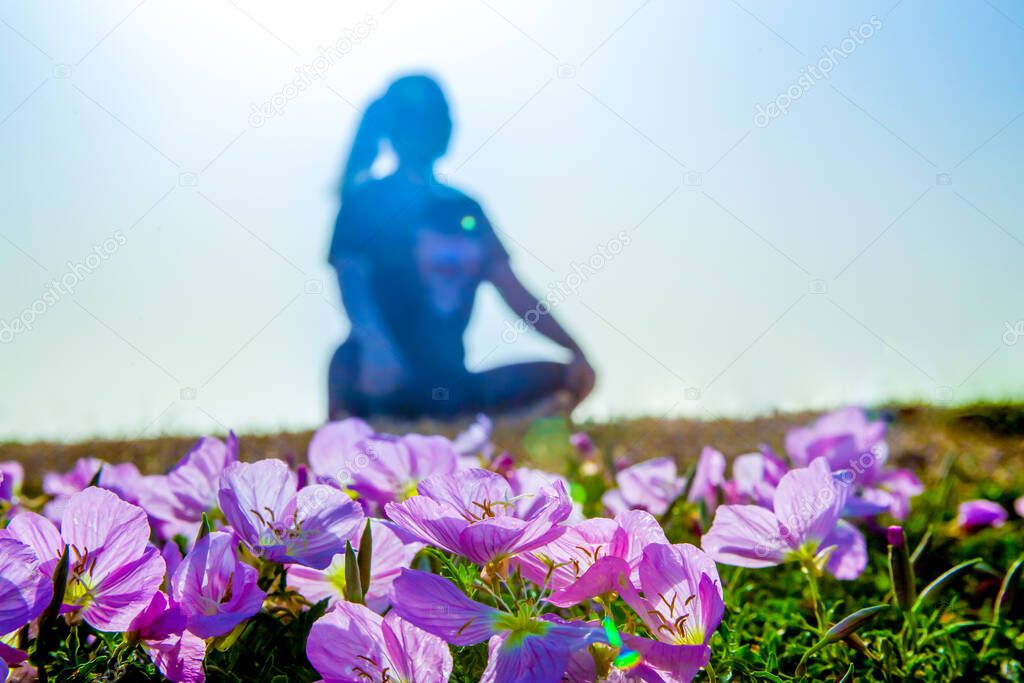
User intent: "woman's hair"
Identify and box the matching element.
[340,75,452,199]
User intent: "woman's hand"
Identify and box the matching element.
[565,353,596,404]
[358,341,407,396]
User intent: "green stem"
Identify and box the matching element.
[802,561,826,635]
[904,605,918,653]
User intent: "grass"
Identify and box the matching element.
[4,403,1023,492]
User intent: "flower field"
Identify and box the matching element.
[1,405,1022,682]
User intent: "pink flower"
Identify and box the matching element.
[453,414,496,464]
[338,433,460,512]
[0,537,53,671]
[128,591,206,683]
[514,510,668,592]
[544,543,721,682]
[386,469,571,565]
[391,569,602,683]
[701,459,867,579]
[308,421,463,515]
[307,418,376,482]
[170,531,266,638]
[785,407,887,469]
[218,459,365,569]
[43,458,152,522]
[60,487,166,631]
[687,447,726,512]
[139,434,238,541]
[569,432,596,460]
[785,407,921,520]
[725,447,788,508]
[0,461,24,508]
[602,457,686,517]
[957,500,1008,532]
[307,601,452,682]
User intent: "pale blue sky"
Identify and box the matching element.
[1,0,1022,441]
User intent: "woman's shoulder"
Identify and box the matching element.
[428,182,484,213]
[341,176,486,224]
[344,175,400,202]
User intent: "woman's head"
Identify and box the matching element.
[342,74,452,195]
[381,75,452,165]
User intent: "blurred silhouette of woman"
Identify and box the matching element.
[327,74,595,420]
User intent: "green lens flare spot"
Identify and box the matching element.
[602,617,622,648]
[614,650,641,669]
[603,618,640,669]
[569,482,587,504]
[461,215,477,231]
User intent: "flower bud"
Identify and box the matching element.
[343,541,364,604]
[887,525,915,611]
[825,604,888,642]
[570,432,596,459]
[296,463,310,490]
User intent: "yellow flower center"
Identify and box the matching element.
[326,563,347,594]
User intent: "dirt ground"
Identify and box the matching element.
[3,403,1023,494]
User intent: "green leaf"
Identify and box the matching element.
[994,554,1024,620]
[913,558,982,613]
[195,511,214,544]
[87,464,104,488]
[910,525,933,566]
[41,544,69,626]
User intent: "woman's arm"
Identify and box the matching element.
[487,260,595,401]
[487,261,580,352]
[334,257,407,395]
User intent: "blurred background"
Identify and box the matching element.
[1,0,1022,442]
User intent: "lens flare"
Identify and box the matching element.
[602,617,641,669]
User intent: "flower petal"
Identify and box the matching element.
[547,556,635,609]
[458,517,529,564]
[480,633,568,683]
[145,630,207,683]
[307,418,376,483]
[217,460,297,547]
[285,485,365,569]
[0,537,52,635]
[620,635,710,683]
[822,520,867,580]
[416,470,512,520]
[637,544,722,644]
[61,487,151,581]
[687,447,725,510]
[382,610,454,682]
[3,511,63,576]
[701,505,787,567]
[390,569,498,646]
[385,496,467,556]
[82,543,165,632]
[772,458,846,547]
[307,602,389,682]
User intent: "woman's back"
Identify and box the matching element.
[329,175,508,372]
